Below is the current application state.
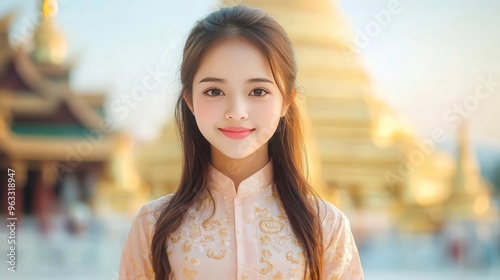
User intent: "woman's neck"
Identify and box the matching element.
[210,145,270,192]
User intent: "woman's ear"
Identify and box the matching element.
[281,104,289,117]
[183,95,195,115]
[281,88,296,117]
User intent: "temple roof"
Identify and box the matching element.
[0,10,115,162]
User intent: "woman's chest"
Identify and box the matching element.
[166,196,306,279]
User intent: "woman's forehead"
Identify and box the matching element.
[194,37,275,83]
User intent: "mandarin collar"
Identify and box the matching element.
[207,160,274,198]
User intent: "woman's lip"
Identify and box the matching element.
[219,128,254,132]
[219,127,255,132]
[219,129,255,140]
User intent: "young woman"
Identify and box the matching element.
[119,5,363,280]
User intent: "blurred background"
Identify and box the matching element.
[0,0,499,279]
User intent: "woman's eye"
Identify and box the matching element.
[205,89,223,96]
[251,88,268,96]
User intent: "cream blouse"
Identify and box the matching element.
[118,160,364,279]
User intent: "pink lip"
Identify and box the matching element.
[219,128,255,140]
[220,127,254,132]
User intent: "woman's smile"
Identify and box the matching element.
[219,128,255,140]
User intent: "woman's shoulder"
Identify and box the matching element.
[314,198,353,235]
[135,193,175,220]
[314,198,345,219]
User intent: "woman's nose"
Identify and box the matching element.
[225,95,248,120]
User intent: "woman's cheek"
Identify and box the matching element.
[260,104,281,131]
[196,99,218,118]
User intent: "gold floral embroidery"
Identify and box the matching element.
[278,235,291,245]
[189,229,202,239]
[188,220,202,239]
[194,191,210,211]
[168,201,232,264]
[262,249,272,259]
[181,256,200,267]
[273,272,284,280]
[272,186,280,200]
[256,207,286,235]
[202,219,221,230]
[259,217,284,234]
[186,211,196,222]
[206,248,227,260]
[203,234,216,243]
[182,241,193,253]
[170,235,181,243]
[225,209,234,226]
[255,203,308,277]
[277,212,287,220]
[259,249,274,275]
[286,251,305,265]
[219,227,229,237]
[287,250,306,277]
[182,267,197,280]
[260,235,271,244]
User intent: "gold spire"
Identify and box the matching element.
[32,0,67,64]
[445,121,492,219]
[453,121,481,195]
[42,0,58,18]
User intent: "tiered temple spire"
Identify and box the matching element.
[32,0,67,64]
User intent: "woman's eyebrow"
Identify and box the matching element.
[199,77,225,83]
[247,78,274,84]
[198,77,274,84]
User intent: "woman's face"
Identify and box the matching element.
[190,37,288,159]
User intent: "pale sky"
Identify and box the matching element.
[340,0,500,150]
[1,0,499,150]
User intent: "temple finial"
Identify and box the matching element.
[42,0,58,18]
[32,0,67,64]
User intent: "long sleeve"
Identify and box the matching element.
[118,204,156,280]
[322,205,364,280]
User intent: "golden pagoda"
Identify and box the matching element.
[134,119,183,198]
[395,121,497,232]
[394,147,456,233]
[225,0,410,211]
[444,122,495,220]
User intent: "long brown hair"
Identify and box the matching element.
[151,5,324,279]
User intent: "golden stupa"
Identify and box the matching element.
[216,0,412,213]
[396,121,497,232]
[444,122,495,220]
[134,120,183,198]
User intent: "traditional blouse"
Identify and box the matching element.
[118,160,363,279]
